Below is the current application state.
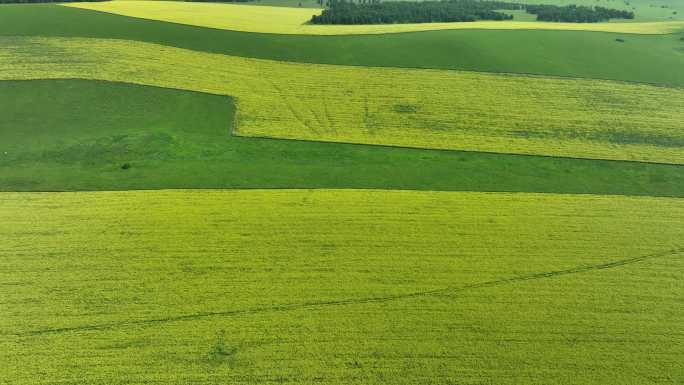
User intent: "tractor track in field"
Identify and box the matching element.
[11,247,683,338]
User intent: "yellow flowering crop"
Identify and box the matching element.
[2,189,684,383]
[1,36,682,164]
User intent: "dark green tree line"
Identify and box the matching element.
[526,4,634,22]
[311,0,635,25]
[311,0,521,24]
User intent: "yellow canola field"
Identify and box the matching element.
[2,189,684,382]
[2,36,683,164]
[2,189,683,333]
[64,1,684,35]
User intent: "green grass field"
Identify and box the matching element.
[3,37,683,164]
[64,1,684,34]
[4,79,682,196]
[2,189,683,384]
[1,5,683,86]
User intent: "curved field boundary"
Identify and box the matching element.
[2,36,682,164]
[64,1,684,35]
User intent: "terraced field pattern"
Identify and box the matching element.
[1,0,683,384]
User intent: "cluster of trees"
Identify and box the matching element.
[311,0,635,25]
[525,4,634,22]
[311,0,522,24]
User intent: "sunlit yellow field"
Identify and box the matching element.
[64,1,684,35]
[4,0,684,382]
[2,189,684,383]
[2,36,683,164]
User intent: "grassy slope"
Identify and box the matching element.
[64,1,684,34]
[2,189,683,384]
[3,79,683,196]
[1,5,683,86]
[4,37,683,164]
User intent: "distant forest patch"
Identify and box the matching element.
[310,0,635,25]
[526,4,634,22]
